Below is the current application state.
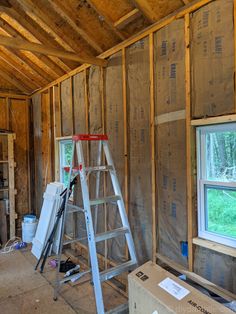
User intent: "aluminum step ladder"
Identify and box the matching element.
[54,134,137,314]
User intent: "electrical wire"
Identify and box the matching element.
[0,236,22,254]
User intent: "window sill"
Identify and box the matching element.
[192,237,236,258]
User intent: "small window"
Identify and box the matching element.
[197,123,236,248]
[59,139,73,187]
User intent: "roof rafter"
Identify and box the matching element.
[86,0,126,41]
[0,15,64,79]
[48,0,103,54]
[0,34,108,66]
[4,3,77,69]
[0,66,31,93]
[17,0,99,60]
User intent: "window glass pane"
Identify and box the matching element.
[63,142,73,166]
[205,185,236,238]
[206,130,236,181]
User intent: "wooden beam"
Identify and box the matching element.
[132,0,183,23]
[48,0,103,54]
[185,14,195,272]
[0,35,107,67]
[0,16,62,82]
[32,0,215,96]
[114,8,141,29]
[0,48,40,90]
[193,237,236,258]
[0,14,66,78]
[191,114,236,126]
[149,33,156,262]
[4,4,77,69]
[0,92,28,99]
[17,0,100,62]
[86,0,125,41]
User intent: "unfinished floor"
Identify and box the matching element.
[0,247,127,314]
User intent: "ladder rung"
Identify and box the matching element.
[95,227,128,242]
[63,236,87,246]
[90,195,121,206]
[85,165,113,172]
[105,303,128,314]
[67,204,84,213]
[100,260,136,282]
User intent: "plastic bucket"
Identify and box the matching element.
[22,220,38,243]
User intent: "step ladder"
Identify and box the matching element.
[54,134,137,314]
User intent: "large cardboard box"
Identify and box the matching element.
[129,261,233,314]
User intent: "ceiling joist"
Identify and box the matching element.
[114,8,141,29]
[0,35,108,67]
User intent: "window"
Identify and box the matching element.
[197,123,236,248]
[59,139,73,187]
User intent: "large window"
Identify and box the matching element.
[197,123,236,248]
[59,139,73,187]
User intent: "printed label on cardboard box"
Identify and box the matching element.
[158,277,190,301]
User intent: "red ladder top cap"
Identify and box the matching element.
[72,134,108,141]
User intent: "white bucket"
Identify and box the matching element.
[22,220,38,243]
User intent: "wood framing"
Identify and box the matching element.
[114,8,141,29]
[184,13,194,272]
[0,35,107,67]
[29,0,236,296]
[7,133,16,238]
[149,33,156,262]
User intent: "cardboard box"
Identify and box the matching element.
[129,261,233,314]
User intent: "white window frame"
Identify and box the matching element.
[59,139,73,186]
[197,123,236,248]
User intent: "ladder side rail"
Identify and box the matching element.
[102,141,137,264]
[54,140,76,300]
[76,140,105,314]
[94,140,102,234]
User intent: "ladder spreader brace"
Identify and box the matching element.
[54,134,137,314]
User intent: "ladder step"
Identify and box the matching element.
[90,195,121,206]
[100,260,136,282]
[86,165,113,172]
[67,204,84,213]
[95,227,129,242]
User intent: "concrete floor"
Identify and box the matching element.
[0,247,127,314]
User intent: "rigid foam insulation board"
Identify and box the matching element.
[126,37,152,263]
[129,261,233,314]
[194,246,236,293]
[154,18,187,267]
[88,65,104,254]
[191,0,235,118]
[154,18,185,115]
[105,52,126,263]
[61,78,73,136]
[156,119,188,267]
